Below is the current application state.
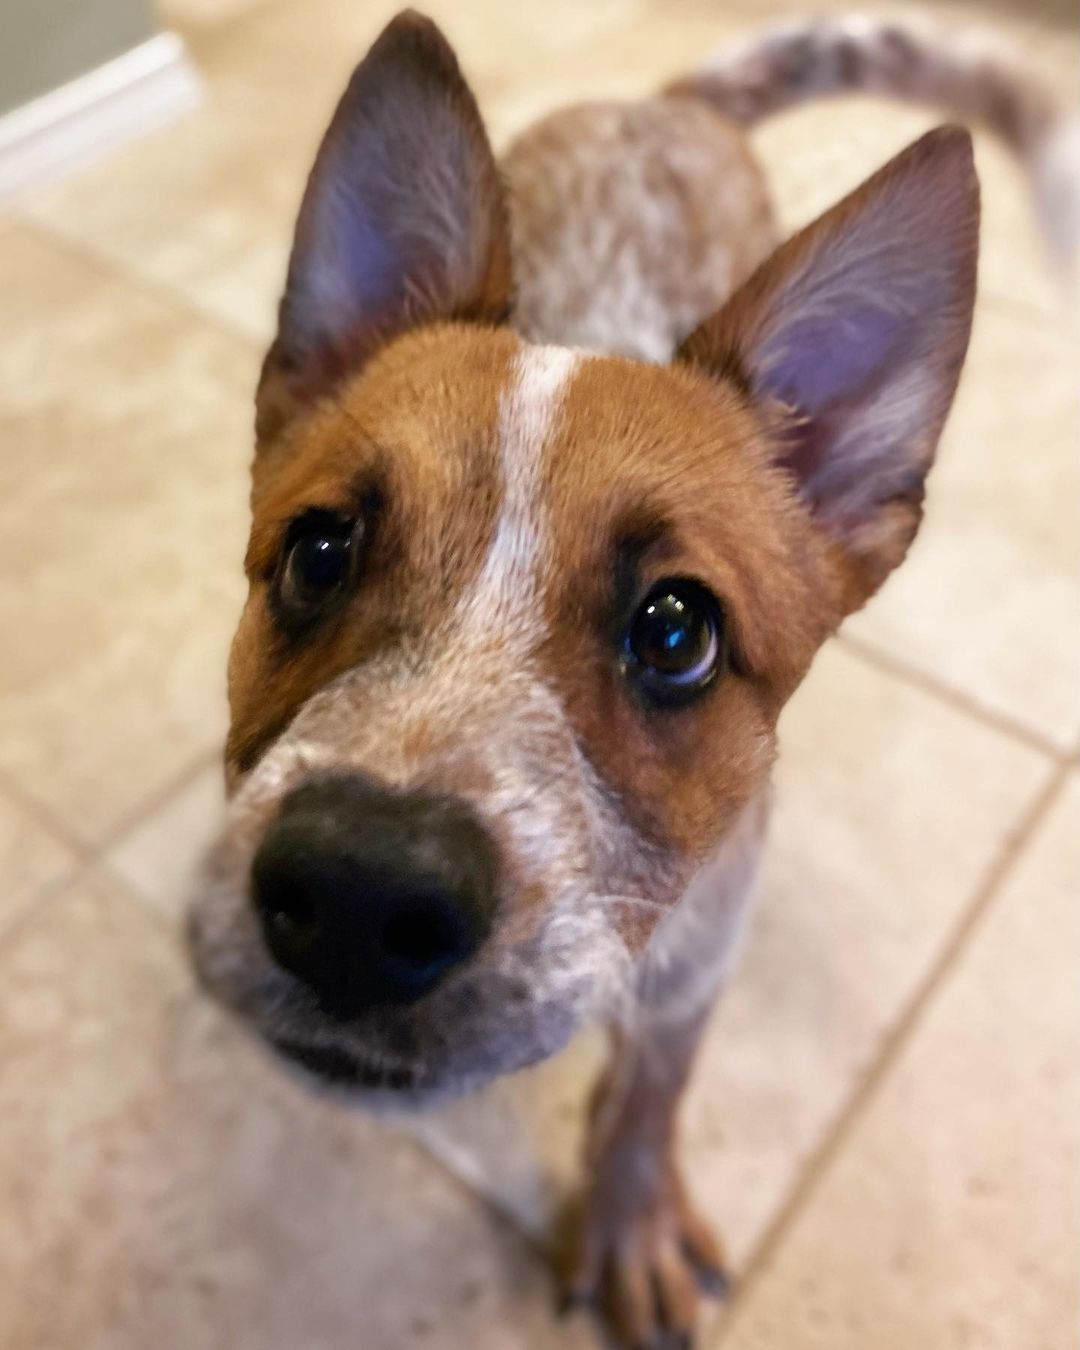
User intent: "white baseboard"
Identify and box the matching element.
[0,32,201,203]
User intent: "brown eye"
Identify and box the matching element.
[278,512,357,616]
[622,578,726,705]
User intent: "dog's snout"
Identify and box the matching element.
[250,775,499,1017]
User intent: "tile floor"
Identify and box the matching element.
[1,1,1077,1346]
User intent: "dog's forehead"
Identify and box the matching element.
[249,325,760,596]
[250,326,514,549]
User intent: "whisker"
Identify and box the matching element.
[586,891,668,914]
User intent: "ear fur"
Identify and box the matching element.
[256,10,511,444]
[679,126,980,608]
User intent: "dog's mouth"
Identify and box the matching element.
[271,1037,424,1092]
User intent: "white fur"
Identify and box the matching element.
[456,344,581,642]
[636,790,768,1032]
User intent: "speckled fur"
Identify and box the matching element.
[505,98,777,361]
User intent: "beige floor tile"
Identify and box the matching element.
[846,301,1079,749]
[0,870,591,1350]
[716,771,1080,1350]
[19,7,327,343]
[401,644,1052,1273]
[107,761,225,926]
[0,790,77,940]
[482,1,765,144]
[20,69,307,344]
[159,0,281,32]
[0,223,253,845]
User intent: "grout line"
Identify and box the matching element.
[99,849,196,939]
[837,629,1067,761]
[0,854,84,952]
[93,746,221,858]
[712,756,1071,1344]
[0,746,221,954]
[394,1122,559,1268]
[9,210,264,353]
[0,764,95,861]
[0,856,94,961]
[0,744,220,875]
[976,287,1080,345]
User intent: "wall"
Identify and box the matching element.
[0,0,157,116]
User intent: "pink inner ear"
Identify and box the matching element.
[709,127,977,538]
[762,300,922,514]
[762,305,908,413]
[300,203,405,354]
[678,126,978,599]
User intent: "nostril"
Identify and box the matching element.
[250,835,327,971]
[263,889,320,958]
[379,898,471,981]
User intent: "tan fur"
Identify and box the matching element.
[186,12,994,1348]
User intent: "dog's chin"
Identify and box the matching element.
[263,998,580,1112]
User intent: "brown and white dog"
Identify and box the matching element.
[188,11,1074,1347]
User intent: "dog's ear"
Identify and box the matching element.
[679,126,979,610]
[256,10,511,443]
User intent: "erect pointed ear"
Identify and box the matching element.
[256,10,512,444]
[679,126,980,610]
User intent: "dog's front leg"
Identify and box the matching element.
[563,793,767,1348]
[564,1006,725,1348]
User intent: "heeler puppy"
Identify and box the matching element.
[188,11,1075,1346]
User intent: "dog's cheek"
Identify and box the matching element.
[568,666,776,866]
[653,678,777,851]
[224,593,282,779]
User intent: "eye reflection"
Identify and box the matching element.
[278,512,358,616]
[622,579,726,705]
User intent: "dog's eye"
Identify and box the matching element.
[278,512,357,615]
[621,578,726,705]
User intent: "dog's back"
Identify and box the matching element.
[506,13,1076,362]
[506,99,775,361]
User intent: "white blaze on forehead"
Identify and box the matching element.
[457,343,581,639]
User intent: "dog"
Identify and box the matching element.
[187,11,1075,1347]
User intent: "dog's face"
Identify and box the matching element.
[193,327,837,1098]
[188,14,978,1102]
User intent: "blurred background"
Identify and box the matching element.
[0,1,1076,1347]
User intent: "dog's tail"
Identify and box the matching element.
[664,13,1079,269]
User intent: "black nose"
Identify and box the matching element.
[250,775,499,1017]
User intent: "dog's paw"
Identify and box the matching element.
[558,1166,729,1349]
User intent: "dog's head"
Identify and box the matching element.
[188,13,978,1103]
